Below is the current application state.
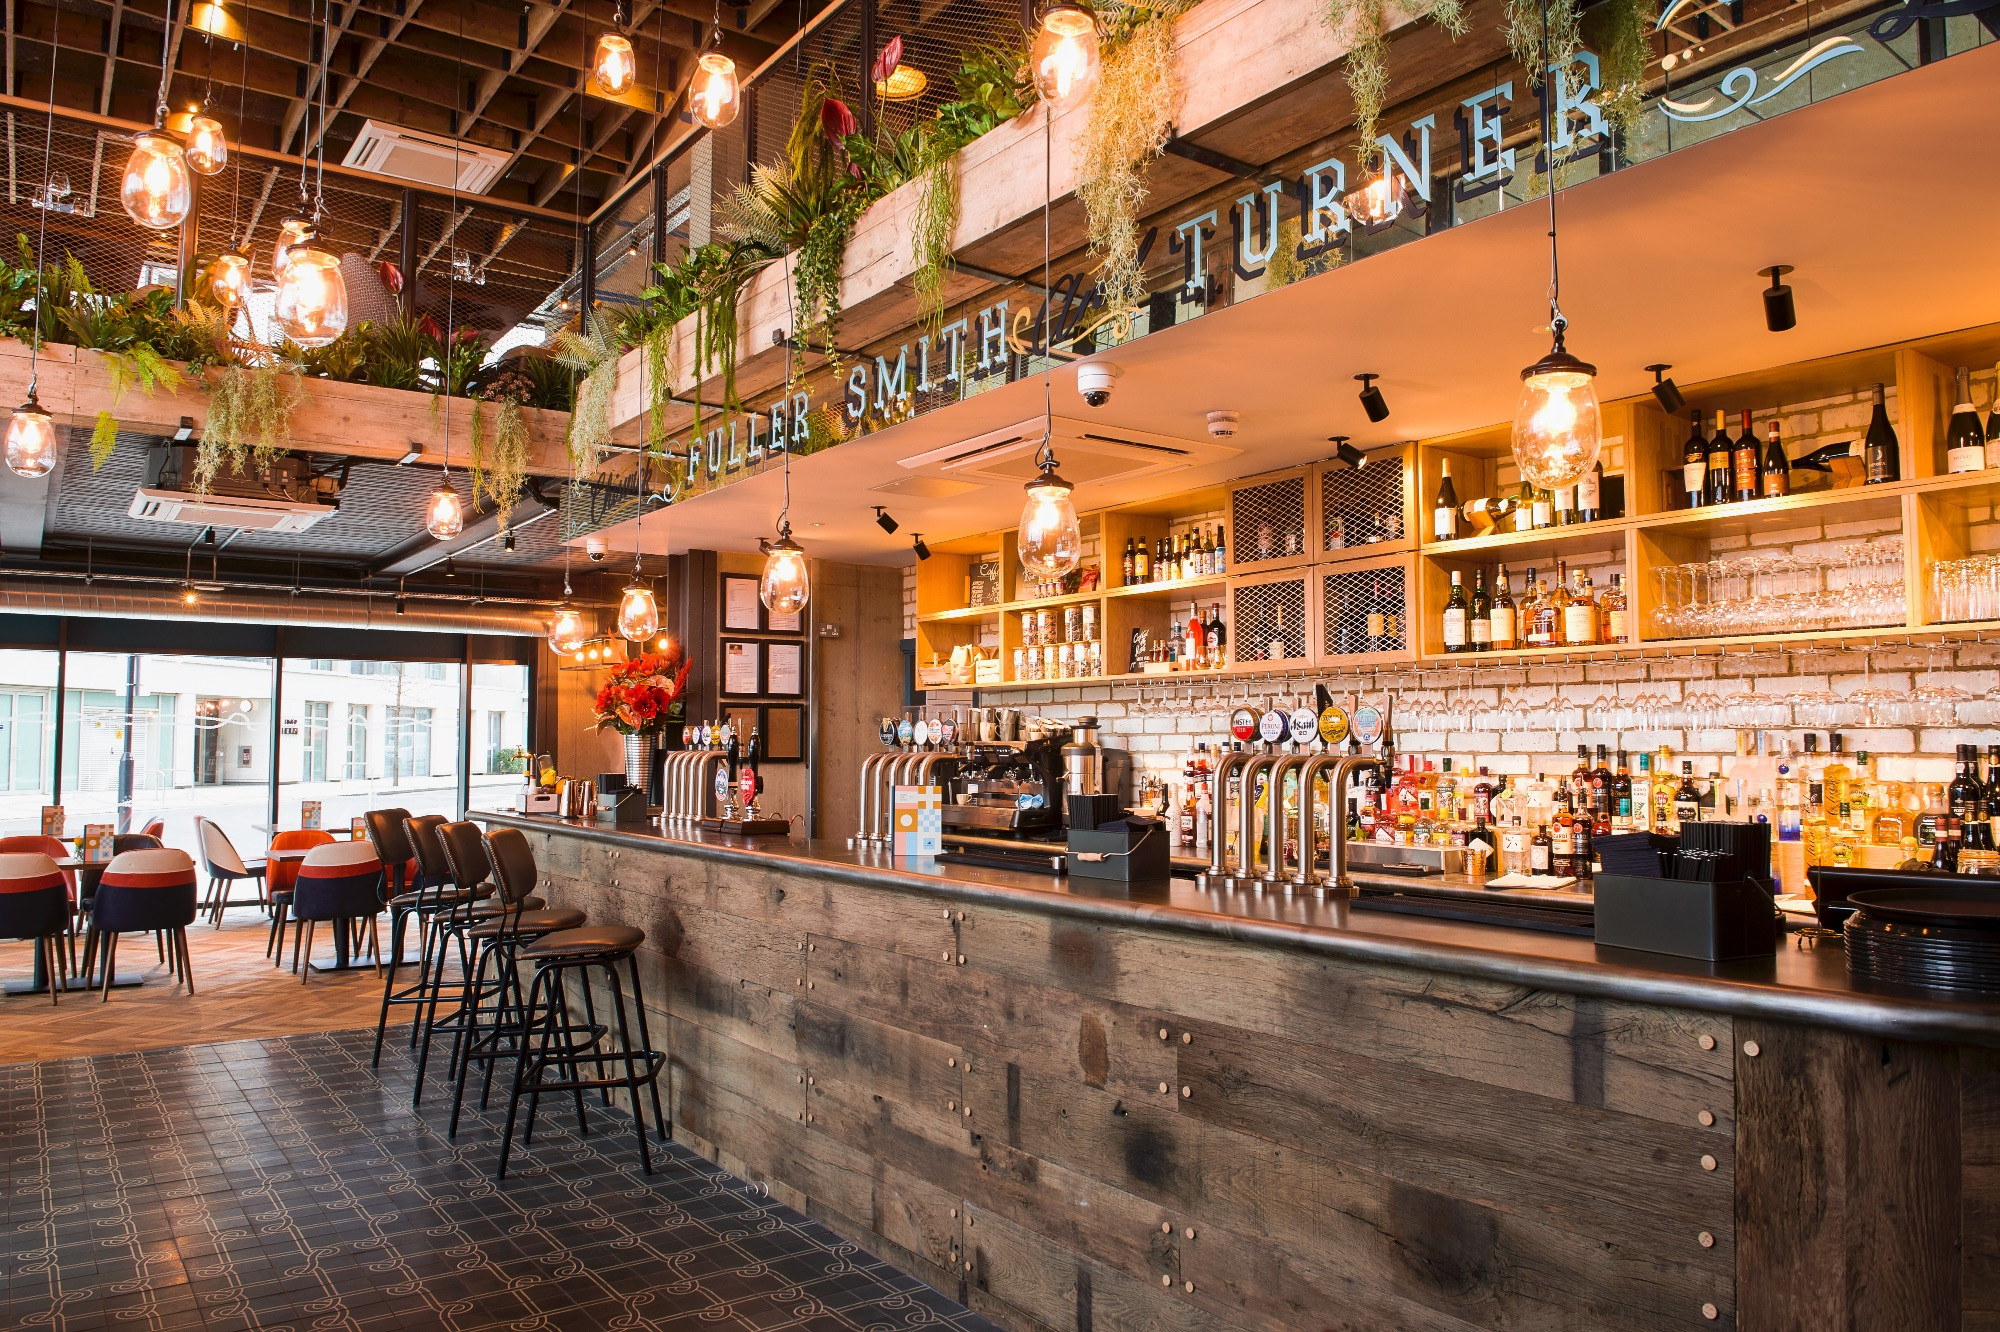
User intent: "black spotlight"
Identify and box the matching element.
[1329,435,1366,470]
[1646,363,1686,415]
[1760,265,1796,332]
[443,556,457,578]
[499,530,516,552]
[394,595,407,616]
[912,533,932,561]
[1355,373,1389,423]
[873,505,899,535]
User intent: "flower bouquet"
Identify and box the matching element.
[593,647,692,737]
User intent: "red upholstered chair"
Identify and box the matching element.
[0,852,74,1005]
[90,848,199,1000]
[0,834,77,904]
[290,841,384,984]
[266,829,336,969]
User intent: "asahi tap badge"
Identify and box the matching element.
[1288,707,1319,746]
[1258,708,1287,745]
[1229,708,1258,742]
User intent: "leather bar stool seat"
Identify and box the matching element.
[466,907,583,941]
[519,924,645,958]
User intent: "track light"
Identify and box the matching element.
[1646,363,1685,415]
[873,505,899,535]
[443,556,457,579]
[1329,435,1366,470]
[1355,373,1389,423]
[912,534,931,561]
[1760,265,1796,333]
[499,530,516,552]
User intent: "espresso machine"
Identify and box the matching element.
[938,717,1130,869]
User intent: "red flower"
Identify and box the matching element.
[417,313,443,341]
[377,260,404,294]
[820,97,857,141]
[871,37,904,87]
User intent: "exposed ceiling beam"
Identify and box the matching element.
[98,0,125,116]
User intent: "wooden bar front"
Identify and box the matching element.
[488,815,2000,1331]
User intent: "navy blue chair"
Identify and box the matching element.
[90,848,199,1001]
[292,841,386,984]
[0,852,74,1005]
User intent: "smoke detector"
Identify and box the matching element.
[1206,410,1240,438]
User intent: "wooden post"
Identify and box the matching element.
[398,188,418,316]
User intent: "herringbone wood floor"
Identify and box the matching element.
[0,908,412,1065]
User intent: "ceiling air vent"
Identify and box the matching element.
[127,489,333,534]
[343,120,508,193]
[896,417,1240,490]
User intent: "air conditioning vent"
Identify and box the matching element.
[896,417,1240,490]
[343,120,508,194]
[127,488,334,534]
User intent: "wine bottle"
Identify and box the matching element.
[1986,362,2000,470]
[1732,409,1759,501]
[1213,525,1227,574]
[1491,566,1518,651]
[1469,568,1492,651]
[1207,602,1226,658]
[1706,408,1733,505]
[1682,410,1707,509]
[1532,486,1553,530]
[1133,537,1150,582]
[1864,383,1899,484]
[1434,460,1460,541]
[1442,571,1470,653]
[1760,422,1790,497]
[1551,482,1575,527]
[1120,537,1136,586]
[1947,366,1986,474]
[1366,581,1388,651]
[1575,459,1602,523]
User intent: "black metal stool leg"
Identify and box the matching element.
[626,953,669,1141]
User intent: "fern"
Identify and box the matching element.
[89,412,119,468]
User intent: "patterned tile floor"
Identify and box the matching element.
[0,1029,1000,1331]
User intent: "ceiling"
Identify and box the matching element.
[580,39,2000,567]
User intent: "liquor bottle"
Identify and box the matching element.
[1950,744,1982,822]
[1682,410,1707,509]
[1267,605,1287,661]
[1206,603,1225,662]
[1591,745,1613,821]
[1442,571,1470,653]
[1801,783,1831,867]
[1652,746,1677,831]
[1864,383,1900,484]
[1550,797,1575,878]
[1987,364,2000,470]
[1822,734,1852,815]
[1366,580,1389,651]
[1531,485,1553,530]
[1490,566,1518,651]
[1571,799,1594,879]
[1948,366,1986,473]
[1873,781,1910,846]
[1157,537,1171,581]
[1627,753,1648,832]
[1552,483,1575,527]
[1532,570,1560,647]
[1732,409,1760,501]
[1706,408,1733,506]
[1213,524,1227,574]
[1545,562,1572,643]
[1469,568,1492,651]
[1434,460,1460,541]
[1600,572,1629,644]
[1121,538,1135,585]
[1575,460,1602,523]
[1202,527,1217,575]
[1674,760,1701,829]
[1530,822,1552,873]
[1133,537,1150,582]
[1562,566,1596,645]
[1760,422,1790,498]
[1936,815,1963,872]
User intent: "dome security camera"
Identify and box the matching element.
[1076,362,1122,407]
[585,536,608,562]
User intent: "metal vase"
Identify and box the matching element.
[624,732,659,803]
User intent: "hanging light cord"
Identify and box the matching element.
[227,2,248,246]
[1539,0,1565,344]
[151,1,173,130]
[441,0,467,476]
[27,3,61,398]
[296,0,314,206]
[1036,104,1056,473]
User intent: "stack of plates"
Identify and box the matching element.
[1844,886,2000,996]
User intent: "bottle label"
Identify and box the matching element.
[1367,611,1386,639]
[1987,440,2000,470]
[1533,499,1552,527]
[1607,609,1628,642]
[1577,471,1601,509]
[1531,842,1550,870]
[1553,487,1574,513]
[1563,603,1595,644]
[1734,453,1758,495]
[1949,443,1985,474]
[1471,616,1492,646]
[1490,606,1516,645]
[1683,461,1705,494]
[1442,609,1467,648]
[1433,507,1457,541]
[1762,471,1787,498]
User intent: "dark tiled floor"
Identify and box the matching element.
[0,1029,998,1331]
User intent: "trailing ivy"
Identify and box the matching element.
[1595,0,1654,137]
[201,361,306,493]
[1322,0,1466,167]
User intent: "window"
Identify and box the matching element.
[472,664,529,784]
[422,663,447,681]
[300,701,329,783]
[281,660,459,830]
[386,707,434,780]
[0,650,58,834]
[345,705,369,780]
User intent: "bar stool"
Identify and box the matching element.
[290,841,384,984]
[407,817,498,1103]
[370,813,481,1070]
[89,849,199,1000]
[0,852,74,1005]
[194,818,267,927]
[497,923,668,1179]
[447,827,586,1137]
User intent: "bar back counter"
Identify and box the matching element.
[480,811,2000,1331]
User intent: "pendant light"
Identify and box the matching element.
[547,488,589,651]
[618,450,659,640]
[209,18,252,312]
[1509,0,1600,491]
[593,0,637,96]
[690,0,739,128]
[760,261,811,612]
[121,16,193,229]
[8,5,63,479]
[1017,92,1081,580]
[273,0,348,346]
[1030,1,1101,109]
[184,112,228,176]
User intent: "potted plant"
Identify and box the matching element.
[593,646,693,802]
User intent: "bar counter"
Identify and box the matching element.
[479,810,2000,1331]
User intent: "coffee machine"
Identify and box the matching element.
[940,719,1129,842]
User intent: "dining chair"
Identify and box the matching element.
[267,829,336,970]
[89,848,199,1000]
[290,841,384,984]
[193,817,267,927]
[0,852,74,1005]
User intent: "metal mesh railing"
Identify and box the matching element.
[1229,476,1309,568]
[1323,565,1407,656]
[1321,457,1407,552]
[1232,578,1308,664]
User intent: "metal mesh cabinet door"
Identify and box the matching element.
[1227,470,1314,573]
[1318,448,1413,556]
[1321,559,1414,661]
[1230,571,1312,666]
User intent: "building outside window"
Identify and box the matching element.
[300,701,330,783]
[345,705,369,780]
[385,706,433,781]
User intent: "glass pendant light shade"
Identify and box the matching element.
[1030,2,1101,108]
[4,394,57,478]
[210,248,252,306]
[120,132,192,230]
[184,114,228,175]
[1018,464,1083,580]
[426,477,465,540]
[617,581,659,641]
[1511,336,1602,490]
[593,33,637,95]
[546,601,589,654]
[759,527,810,615]
[272,215,311,278]
[274,246,349,347]
[691,51,740,128]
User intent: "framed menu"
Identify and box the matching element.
[762,705,805,761]
[722,574,764,631]
[766,606,804,634]
[765,642,804,697]
[722,640,762,696]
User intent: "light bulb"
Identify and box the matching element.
[274,246,348,347]
[1346,171,1403,228]
[1512,339,1602,490]
[426,478,465,539]
[184,114,228,175]
[272,215,311,278]
[617,582,659,641]
[592,33,636,96]
[4,394,56,478]
[546,601,588,654]
[119,132,192,230]
[1030,2,1100,108]
[191,1,232,37]
[691,51,740,129]
[759,529,811,614]
[210,248,252,306]
[1017,463,1082,580]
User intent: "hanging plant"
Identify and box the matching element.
[470,365,534,532]
[1595,0,1654,137]
[551,313,622,472]
[201,361,306,493]
[1322,0,1466,166]
[1505,0,1582,88]
[910,146,960,334]
[1077,2,1187,336]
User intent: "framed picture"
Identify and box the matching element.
[722,640,762,696]
[765,642,804,697]
[722,574,764,631]
[762,705,805,762]
[766,606,805,634]
[722,705,760,744]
